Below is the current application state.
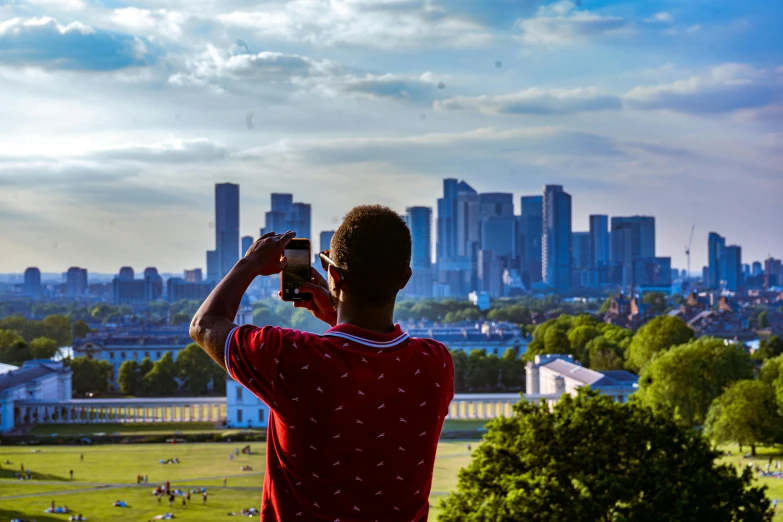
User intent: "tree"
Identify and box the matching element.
[118,360,142,395]
[586,336,625,371]
[439,389,772,522]
[451,350,469,393]
[625,316,694,372]
[69,356,112,395]
[0,329,29,365]
[758,311,770,329]
[170,313,190,325]
[72,319,92,340]
[500,348,525,391]
[176,343,223,394]
[637,337,754,427]
[143,352,179,396]
[642,291,668,315]
[567,325,598,362]
[759,356,782,385]
[29,337,59,359]
[598,296,613,314]
[138,357,155,394]
[753,336,783,360]
[706,380,783,456]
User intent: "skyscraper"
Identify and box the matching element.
[752,261,763,276]
[118,267,134,280]
[542,185,572,294]
[765,257,782,288]
[477,249,502,297]
[478,193,514,219]
[519,196,543,285]
[707,232,726,289]
[65,267,87,298]
[206,250,219,283]
[215,183,240,280]
[242,236,254,256]
[436,178,459,263]
[291,202,312,240]
[572,232,590,270]
[406,207,433,269]
[319,231,335,253]
[24,267,41,299]
[723,245,742,292]
[455,183,479,258]
[611,216,656,287]
[184,269,203,283]
[271,193,293,216]
[589,215,609,266]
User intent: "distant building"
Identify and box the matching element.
[765,257,782,288]
[0,360,72,433]
[215,183,240,281]
[225,378,269,429]
[118,267,134,281]
[24,267,42,299]
[707,232,726,289]
[518,196,543,287]
[406,206,433,269]
[752,261,763,277]
[319,231,335,253]
[406,321,526,357]
[112,267,163,305]
[542,185,572,294]
[477,250,502,297]
[167,278,215,302]
[260,193,312,242]
[589,215,610,267]
[65,267,87,298]
[436,179,460,263]
[633,257,672,287]
[723,245,742,292]
[525,354,638,404]
[611,216,656,288]
[184,269,203,283]
[206,250,219,283]
[469,291,491,311]
[241,236,254,256]
[291,203,312,240]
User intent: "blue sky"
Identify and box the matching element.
[0,0,780,273]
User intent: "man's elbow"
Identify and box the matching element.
[189,314,206,345]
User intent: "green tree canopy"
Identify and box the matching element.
[642,291,668,315]
[143,352,179,396]
[29,337,59,359]
[758,311,770,329]
[753,336,783,361]
[176,343,223,394]
[72,319,92,340]
[637,337,754,427]
[0,329,29,365]
[705,379,783,455]
[625,315,694,372]
[567,325,598,361]
[69,356,113,395]
[117,360,142,395]
[586,336,625,371]
[439,389,772,522]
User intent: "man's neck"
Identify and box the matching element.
[335,300,396,334]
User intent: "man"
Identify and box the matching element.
[191,205,455,521]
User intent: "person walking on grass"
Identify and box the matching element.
[69,469,73,480]
[190,206,455,521]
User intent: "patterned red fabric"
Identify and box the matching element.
[225,322,455,521]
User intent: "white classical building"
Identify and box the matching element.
[526,354,639,405]
[225,377,269,429]
[0,360,72,433]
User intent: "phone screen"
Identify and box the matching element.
[282,240,312,301]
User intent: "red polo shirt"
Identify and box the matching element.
[225,323,455,521]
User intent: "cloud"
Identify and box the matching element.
[216,0,493,49]
[646,12,673,23]
[516,1,634,45]
[24,0,86,11]
[434,87,621,115]
[625,63,783,114]
[0,16,153,70]
[109,8,187,41]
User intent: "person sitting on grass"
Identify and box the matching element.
[190,206,455,521]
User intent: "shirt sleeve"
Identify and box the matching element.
[225,324,290,406]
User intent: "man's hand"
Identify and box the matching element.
[291,268,338,327]
[244,231,296,277]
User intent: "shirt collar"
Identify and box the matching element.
[323,323,409,348]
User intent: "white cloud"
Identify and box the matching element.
[216,0,493,49]
[625,63,782,114]
[110,7,187,40]
[516,1,633,45]
[434,87,621,115]
[24,0,86,11]
[0,16,93,36]
[646,12,673,23]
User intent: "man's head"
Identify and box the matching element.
[329,205,411,307]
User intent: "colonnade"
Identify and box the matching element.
[446,394,521,420]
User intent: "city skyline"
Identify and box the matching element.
[0,0,781,273]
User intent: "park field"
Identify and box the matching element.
[0,439,475,521]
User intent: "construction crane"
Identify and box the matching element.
[685,224,695,281]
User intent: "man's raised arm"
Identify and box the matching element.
[189,231,295,370]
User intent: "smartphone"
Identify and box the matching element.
[281,238,312,301]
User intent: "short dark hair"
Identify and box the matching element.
[331,205,411,306]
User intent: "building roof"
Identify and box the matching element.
[593,370,639,388]
[540,358,605,386]
[0,364,57,392]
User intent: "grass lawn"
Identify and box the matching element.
[0,440,476,521]
[26,422,226,437]
[717,446,783,521]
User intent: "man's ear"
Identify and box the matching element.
[328,264,343,289]
[399,266,412,290]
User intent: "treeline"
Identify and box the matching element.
[66,344,226,397]
[451,348,525,393]
[0,315,91,366]
[0,300,203,326]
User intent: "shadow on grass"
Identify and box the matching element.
[0,469,70,481]
[0,509,64,522]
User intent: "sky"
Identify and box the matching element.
[0,0,781,275]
